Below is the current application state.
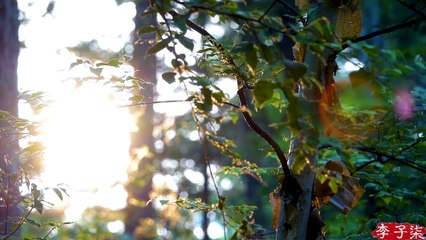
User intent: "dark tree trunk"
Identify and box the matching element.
[124,1,157,239]
[0,0,21,236]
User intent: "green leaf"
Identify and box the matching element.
[253,80,276,109]
[160,200,169,206]
[228,112,239,124]
[177,35,194,51]
[146,38,172,56]
[162,72,176,84]
[291,154,307,175]
[26,218,41,228]
[414,57,426,70]
[129,95,145,103]
[212,92,224,104]
[140,9,157,18]
[137,26,157,36]
[349,70,372,86]
[171,59,182,68]
[97,59,121,67]
[89,67,103,77]
[53,188,63,201]
[328,178,342,194]
[284,60,307,80]
[325,42,342,51]
[34,199,43,214]
[245,44,257,76]
[22,142,44,154]
[69,59,87,70]
[259,44,273,63]
[201,87,213,112]
[316,172,327,184]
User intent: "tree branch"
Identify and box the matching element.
[258,0,278,22]
[343,15,426,49]
[120,99,240,109]
[317,144,426,174]
[277,0,303,20]
[350,146,426,174]
[170,2,290,35]
[396,0,426,21]
[168,10,301,195]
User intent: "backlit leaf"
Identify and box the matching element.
[89,67,103,77]
[284,60,307,80]
[177,35,194,51]
[137,26,157,36]
[162,72,176,84]
[146,38,172,56]
[26,218,41,228]
[253,80,276,109]
[53,188,63,201]
[245,44,257,76]
[34,199,43,214]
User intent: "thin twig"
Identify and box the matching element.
[396,0,426,22]
[317,144,426,174]
[350,146,426,174]
[258,0,278,22]
[4,207,33,239]
[120,99,188,108]
[184,82,227,240]
[398,138,425,154]
[170,2,290,35]
[277,0,304,20]
[120,99,240,109]
[352,159,380,173]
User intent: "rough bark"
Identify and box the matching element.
[0,0,21,235]
[124,1,157,239]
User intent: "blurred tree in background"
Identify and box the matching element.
[0,0,21,236]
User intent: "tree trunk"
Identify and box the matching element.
[280,1,361,239]
[124,1,157,239]
[0,0,21,235]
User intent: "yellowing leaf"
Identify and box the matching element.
[335,7,362,41]
[295,0,311,11]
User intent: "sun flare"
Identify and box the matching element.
[39,83,133,218]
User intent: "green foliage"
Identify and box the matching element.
[127,0,426,239]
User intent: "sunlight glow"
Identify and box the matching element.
[17,0,137,221]
[107,220,125,234]
[207,222,224,239]
[343,59,364,72]
[41,84,130,189]
[39,83,133,220]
